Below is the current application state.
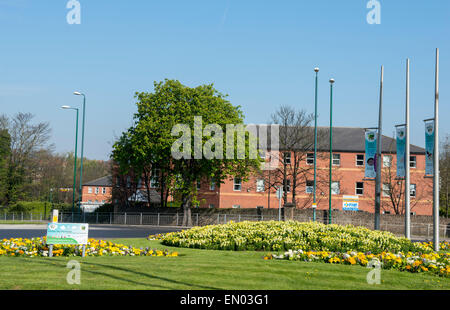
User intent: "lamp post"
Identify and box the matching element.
[329,78,335,225]
[62,105,79,214]
[313,67,319,222]
[74,91,86,213]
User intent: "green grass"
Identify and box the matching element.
[0,238,448,290]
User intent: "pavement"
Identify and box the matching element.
[0,224,183,239]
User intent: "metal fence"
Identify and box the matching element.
[1,211,449,240]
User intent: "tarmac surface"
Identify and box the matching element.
[0,224,183,239]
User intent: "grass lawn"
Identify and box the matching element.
[0,238,448,290]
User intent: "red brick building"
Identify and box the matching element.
[83,127,432,215]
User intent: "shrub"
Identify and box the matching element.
[157,221,433,254]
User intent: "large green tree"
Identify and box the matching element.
[113,79,260,225]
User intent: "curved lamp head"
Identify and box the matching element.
[61,105,71,109]
[73,91,83,96]
[329,78,335,84]
[314,67,319,73]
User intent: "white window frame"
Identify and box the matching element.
[256,179,265,192]
[210,180,215,191]
[410,156,416,168]
[88,187,92,194]
[332,153,341,166]
[383,155,392,168]
[283,179,291,193]
[382,183,390,197]
[196,181,201,190]
[356,154,364,166]
[232,205,241,209]
[284,152,291,165]
[102,187,106,194]
[233,178,242,191]
[306,153,314,165]
[95,187,99,194]
[331,181,340,195]
[410,184,416,197]
[306,180,314,194]
[355,182,364,195]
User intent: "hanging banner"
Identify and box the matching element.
[425,121,434,175]
[365,130,377,178]
[396,126,406,178]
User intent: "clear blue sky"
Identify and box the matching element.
[0,0,449,160]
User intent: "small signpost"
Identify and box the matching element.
[52,209,58,223]
[47,222,89,257]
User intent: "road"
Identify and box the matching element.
[0,224,183,239]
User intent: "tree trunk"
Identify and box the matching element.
[182,194,192,227]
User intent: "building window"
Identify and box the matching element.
[256,179,265,192]
[382,183,390,197]
[284,152,291,165]
[356,154,364,166]
[101,200,105,204]
[306,153,314,165]
[410,156,416,168]
[283,179,291,193]
[232,205,241,209]
[102,187,106,194]
[331,181,340,195]
[410,184,416,197]
[150,169,159,188]
[126,176,131,188]
[95,187,99,194]
[234,178,242,191]
[196,181,201,190]
[210,180,215,191]
[88,187,92,194]
[383,155,392,167]
[306,180,314,194]
[209,204,215,209]
[383,210,391,215]
[356,182,364,195]
[332,154,341,166]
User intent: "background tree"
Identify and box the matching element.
[0,113,52,204]
[260,105,330,207]
[112,79,260,225]
[0,129,11,205]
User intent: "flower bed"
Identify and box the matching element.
[0,237,178,257]
[264,248,450,277]
[154,221,432,254]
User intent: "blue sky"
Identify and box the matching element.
[0,0,449,160]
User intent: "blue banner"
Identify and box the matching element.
[365,130,377,178]
[396,127,406,178]
[425,121,434,175]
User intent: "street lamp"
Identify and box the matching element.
[73,91,86,213]
[313,67,319,222]
[329,78,335,225]
[62,105,79,215]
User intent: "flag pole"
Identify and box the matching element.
[374,65,383,230]
[405,59,411,239]
[433,48,440,251]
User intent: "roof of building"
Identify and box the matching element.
[83,176,112,187]
[262,126,425,154]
